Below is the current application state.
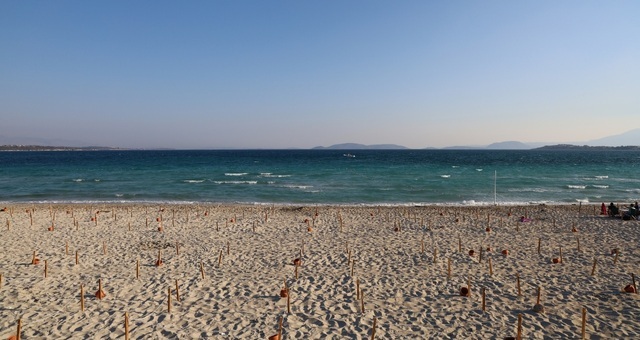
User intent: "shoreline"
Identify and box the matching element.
[1,203,638,338]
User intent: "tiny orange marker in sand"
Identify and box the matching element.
[155,250,163,267]
[280,279,289,298]
[48,225,54,231]
[501,249,510,256]
[95,279,106,300]
[31,251,39,265]
[7,318,21,340]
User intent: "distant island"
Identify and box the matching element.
[534,144,640,151]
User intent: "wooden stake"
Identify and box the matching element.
[200,261,205,280]
[287,291,291,314]
[576,237,581,252]
[581,307,587,339]
[44,260,48,278]
[536,286,541,305]
[632,273,638,294]
[447,258,452,279]
[537,237,541,255]
[295,264,299,280]
[136,260,140,279]
[516,313,522,340]
[516,273,522,296]
[591,258,597,276]
[278,315,283,338]
[103,241,107,255]
[482,287,486,312]
[614,251,619,265]
[175,279,180,302]
[218,249,223,266]
[356,278,360,300]
[16,318,22,340]
[371,316,377,340]
[167,287,172,313]
[433,247,437,264]
[124,312,130,340]
[467,277,472,297]
[227,240,230,255]
[75,250,79,265]
[80,284,85,311]
[65,242,68,255]
[458,236,462,252]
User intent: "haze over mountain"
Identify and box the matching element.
[2,129,639,150]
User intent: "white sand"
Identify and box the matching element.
[0,204,639,339]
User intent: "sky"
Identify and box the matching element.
[1,1,639,149]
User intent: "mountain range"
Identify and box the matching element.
[2,129,639,150]
[315,128,640,150]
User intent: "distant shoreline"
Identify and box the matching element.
[2,144,640,151]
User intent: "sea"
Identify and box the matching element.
[1,149,639,206]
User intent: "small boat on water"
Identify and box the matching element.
[343,153,356,158]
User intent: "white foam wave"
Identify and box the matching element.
[576,198,589,203]
[476,169,483,171]
[507,188,548,193]
[115,194,124,197]
[225,173,248,176]
[592,185,609,189]
[94,179,101,182]
[183,180,205,183]
[595,175,609,179]
[72,179,83,182]
[567,185,586,189]
[283,185,313,189]
[440,175,450,178]
[260,173,291,178]
[214,181,257,184]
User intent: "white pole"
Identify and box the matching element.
[494,170,497,205]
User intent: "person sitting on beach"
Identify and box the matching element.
[626,204,638,219]
[608,202,619,217]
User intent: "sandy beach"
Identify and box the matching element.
[1,203,639,339]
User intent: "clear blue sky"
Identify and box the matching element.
[1,1,638,149]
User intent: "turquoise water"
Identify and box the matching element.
[1,150,639,205]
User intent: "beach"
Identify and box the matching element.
[1,203,639,339]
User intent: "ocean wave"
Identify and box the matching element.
[213,180,256,185]
[576,198,589,203]
[592,185,609,189]
[595,175,609,179]
[440,175,451,178]
[507,188,548,193]
[283,185,313,190]
[567,185,586,189]
[225,173,248,176]
[72,179,84,182]
[183,179,205,183]
[259,173,291,178]
[476,169,483,171]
